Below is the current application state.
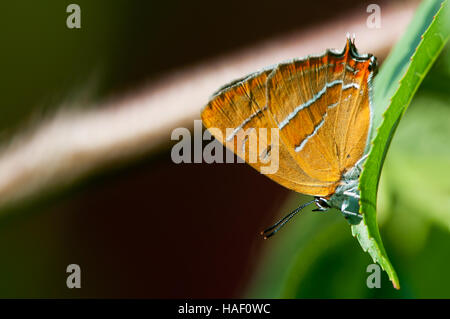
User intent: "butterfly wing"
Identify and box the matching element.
[201,39,375,198]
[266,39,374,186]
[201,69,336,196]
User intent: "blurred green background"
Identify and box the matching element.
[247,44,450,298]
[0,0,448,298]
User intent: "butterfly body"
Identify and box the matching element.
[201,37,377,223]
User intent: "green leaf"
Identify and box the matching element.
[353,0,450,289]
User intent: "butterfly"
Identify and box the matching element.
[201,35,377,238]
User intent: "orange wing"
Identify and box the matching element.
[266,40,374,187]
[201,38,375,197]
[201,69,336,196]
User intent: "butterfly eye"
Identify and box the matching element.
[316,198,330,208]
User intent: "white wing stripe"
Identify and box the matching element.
[294,101,339,152]
[278,80,359,130]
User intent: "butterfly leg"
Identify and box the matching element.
[340,194,363,224]
[342,210,362,217]
[343,190,360,199]
[354,154,368,170]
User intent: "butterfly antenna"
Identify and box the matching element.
[261,200,315,239]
